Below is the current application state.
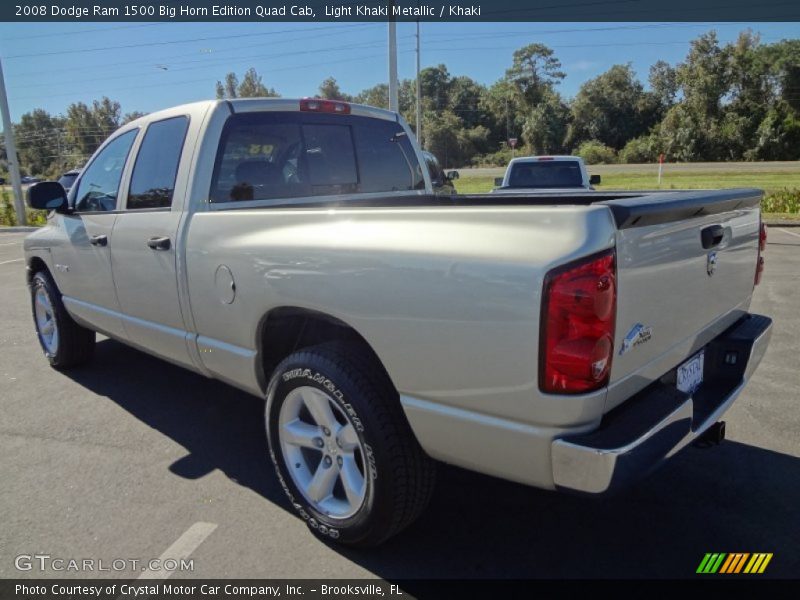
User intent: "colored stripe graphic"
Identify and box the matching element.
[743,553,773,574]
[697,553,727,573]
[699,552,773,574]
[720,553,750,573]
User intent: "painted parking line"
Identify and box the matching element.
[779,228,800,239]
[0,241,22,246]
[137,522,218,579]
[0,258,23,265]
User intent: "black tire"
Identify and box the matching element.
[265,342,436,547]
[30,270,95,369]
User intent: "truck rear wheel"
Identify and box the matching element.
[30,270,95,369]
[265,342,435,547]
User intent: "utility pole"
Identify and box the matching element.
[415,20,422,147]
[388,11,398,112]
[0,57,26,226]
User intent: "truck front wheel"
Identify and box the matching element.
[265,343,435,547]
[30,270,95,369]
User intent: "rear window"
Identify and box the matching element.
[210,112,424,203]
[507,161,583,188]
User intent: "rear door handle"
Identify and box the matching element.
[701,225,724,249]
[146,236,171,251]
[89,234,108,247]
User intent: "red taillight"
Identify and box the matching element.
[755,221,767,286]
[540,250,617,394]
[299,98,351,114]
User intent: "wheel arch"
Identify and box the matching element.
[255,306,396,396]
[26,255,51,285]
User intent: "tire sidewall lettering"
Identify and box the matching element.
[268,362,377,541]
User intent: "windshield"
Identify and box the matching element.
[506,161,583,188]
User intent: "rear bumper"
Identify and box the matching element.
[551,313,772,495]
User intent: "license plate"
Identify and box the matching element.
[677,350,704,394]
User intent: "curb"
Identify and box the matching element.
[764,221,800,228]
[0,226,38,233]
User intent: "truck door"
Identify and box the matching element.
[109,115,195,368]
[51,129,139,339]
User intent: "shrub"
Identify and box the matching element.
[574,140,617,165]
[762,188,800,214]
[0,189,47,226]
[619,135,662,163]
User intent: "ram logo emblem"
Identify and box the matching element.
[619,323,653,356]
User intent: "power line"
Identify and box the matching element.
[4,23,381,79]
[10,53,393,102]
[4,23,383,59]
[0,22,170,41]
[10,37,406,91]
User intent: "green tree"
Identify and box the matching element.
[505,43,565,107]
[318,77,352,101]
[14,109,65,177]
[676,31,730,119]
[448,76,487,130]
[480,79,525,147]
[64,97,122,161]
[354,83,388,109]
[522,92,570,154]
[216,69,278,99]
[649,60,678,113]
[567,64,659,150]
[419,64,452,110]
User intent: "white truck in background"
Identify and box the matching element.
[493,155,600,192]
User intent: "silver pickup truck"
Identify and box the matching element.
[23,99,772,547]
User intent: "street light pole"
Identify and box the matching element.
[415,20,422,147]
[0,57,27,226]
[388,10,399,112]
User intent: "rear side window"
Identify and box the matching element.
[507,161,583,188]
[127,116,189,209]
[211,112,424,203]
[353,122,424,193]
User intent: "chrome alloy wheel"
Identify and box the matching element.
[34,287,59,355]
[278,386,368,519]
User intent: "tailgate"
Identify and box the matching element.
[602,189,762,411]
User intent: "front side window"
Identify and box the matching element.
[127,116,189,210]
[210,112,424,203]
[73,130,137,212]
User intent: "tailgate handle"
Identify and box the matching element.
[701,225,724,249]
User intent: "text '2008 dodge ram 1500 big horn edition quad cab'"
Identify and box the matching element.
[24,99,772,547]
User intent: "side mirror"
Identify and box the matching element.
[446,170,459,181]
[26,181,69,212]
[589,174,601,185]
[494,177,504,187]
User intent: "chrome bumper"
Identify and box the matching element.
[552,314,773,495]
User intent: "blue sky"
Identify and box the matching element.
[1,21,798,120]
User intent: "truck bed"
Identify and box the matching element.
[218,188,762,230]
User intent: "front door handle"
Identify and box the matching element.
[701,225,724,249]
[89,234,108,247]
[146,236,171,251]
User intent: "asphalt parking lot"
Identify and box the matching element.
[0,227,798,580]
